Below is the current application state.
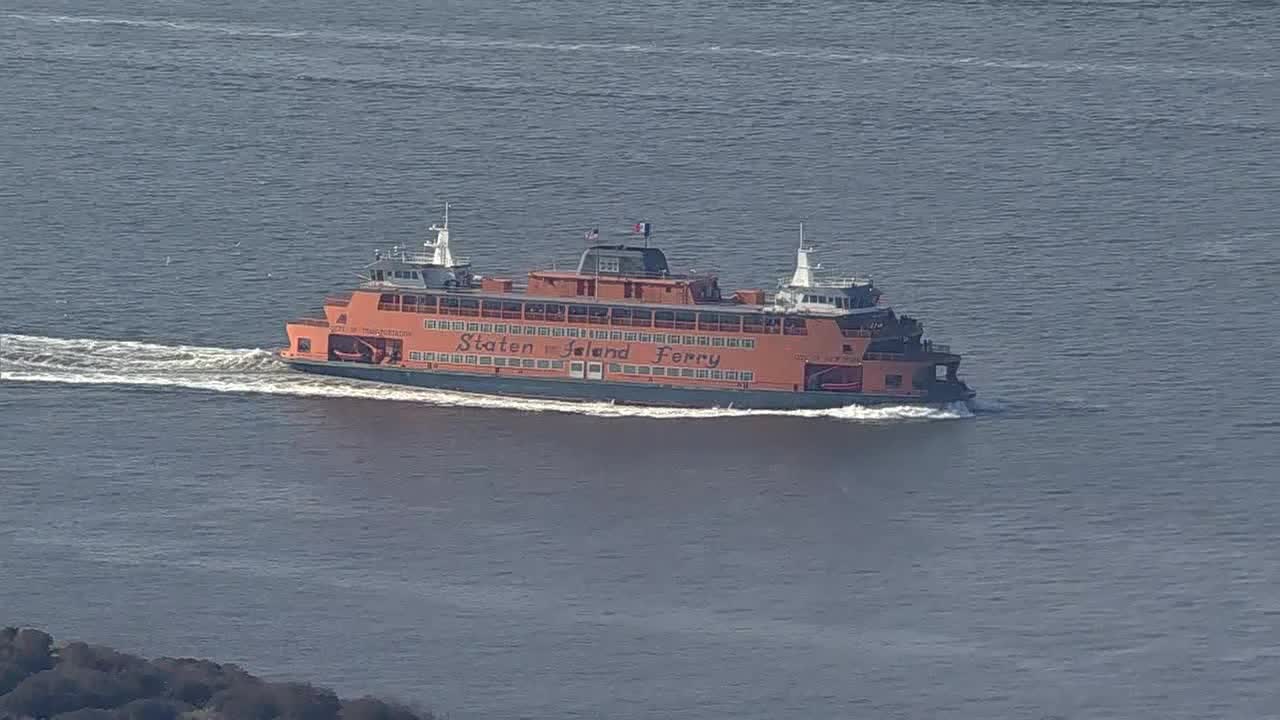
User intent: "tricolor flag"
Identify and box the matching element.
[633,222,652,238]
[584,227,599,243]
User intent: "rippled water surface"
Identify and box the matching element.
[3,1,1279,718]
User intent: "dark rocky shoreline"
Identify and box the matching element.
[1,628,430,720]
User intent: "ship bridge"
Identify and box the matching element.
[771,242,881,314]
[363,206,473,290]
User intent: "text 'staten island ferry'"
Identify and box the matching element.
[279,207,975,409]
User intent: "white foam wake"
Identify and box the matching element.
[6,12,1271,80]
[0,334,970,422]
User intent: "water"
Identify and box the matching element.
[2,1,1279,717]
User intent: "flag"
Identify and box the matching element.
[633,222,651,238]
[584,227,599,243]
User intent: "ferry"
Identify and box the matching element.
[279,208,975,409]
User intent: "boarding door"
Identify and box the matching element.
[586,361,604,380]
[569,360,586,379]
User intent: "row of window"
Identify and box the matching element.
[378,293,808,334]
[606,364,755,382]
[422,319,758,349]
[403,349,756,383]
[802,294,860,309]
[407,350,567,370]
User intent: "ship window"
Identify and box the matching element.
[623,365,637,374]
[611,307,631,325]
[654,310,674,328]
[764,316,783,334]
[568,305,589,324]
[783,317,808,336]
[652,333,666,343]
[743,339,755,349]
[373,270,384,281]
[425,352,436,361]
[588,306,609,324]
[522,359,536,368]
[537,360,550,369]
[803,294,813,302]
[639,333,652,343]
[493,324,507,333]
[742,314,765,333]
[609,363,622,373]
[501,301,522,319]
[726,338,740,348]
[418,295,436,313]
[570,361,584,373]
[610,331,623,341]
[696,369,709,379]
[452,321,465,331]
[697,336,710,346]
[481,299,503,318]
[480,356,492,365]
[545,303,565,322]
[480,323,493,332]
[742,371,754,382]
[401,295,418,311]
[380,293,398,304]
[467,323,480,331]
[449,354,463,363]
[843,344,853,353]
[509,326,521,335]
[439,296,459,315]
[624,332,638,341]
[683,335,696,345]
[674,310,696,328]
[459,298,479,317]
[526,326,538,335]
[466,355,478,364]
[494,357,506,366]
[885,374,902,388]
[665,367,678,377]
[538,327,550,336]
[524,303,546,321]
[725,370,739,380]
[551,361,564,369]
[712,337,725,347]
[680,368,696,378]
[553,328,565,337]
[711,370,723,379]
[630,308,652,327]
[597,256,620,273]
[297,338,311,353]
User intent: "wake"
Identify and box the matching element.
[5,12,1271,80]
[0,334,971,422]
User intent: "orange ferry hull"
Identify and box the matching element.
[280,214,975,410]
[282,356,975,409]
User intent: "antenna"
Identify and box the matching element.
[444,201,449,229]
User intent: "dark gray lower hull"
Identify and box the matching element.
[284,359,974,410]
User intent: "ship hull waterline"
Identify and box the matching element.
[283,358,976,410]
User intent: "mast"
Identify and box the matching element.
[790,222,814,287]
[427,201,454,267]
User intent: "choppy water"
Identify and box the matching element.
[3,1,1280,718]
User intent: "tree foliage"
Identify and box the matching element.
[0,628,431,720]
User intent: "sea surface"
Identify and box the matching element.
[2,1,1279,718]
